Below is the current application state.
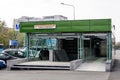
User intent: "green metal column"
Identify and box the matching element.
[89,36,92,59]
[77,34,80,59]
[79,33,83,59]
[26,33,30,59]
[107,32,112,60]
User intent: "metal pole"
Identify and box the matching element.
[61,3,75,20]
[80,33,83,59]
[109,32,112,60]
[26,33,29,60]
[107,32,112,60]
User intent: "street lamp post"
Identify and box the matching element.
[61,3,75,20]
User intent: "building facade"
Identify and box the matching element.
[20,19,115,71]
[42,15,68,21]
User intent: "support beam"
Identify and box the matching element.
[79,33,83,59]
[107,32,112,60]
[26,33,30,60]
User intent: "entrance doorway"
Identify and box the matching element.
[83,34,107,61]
[61,38,78,61]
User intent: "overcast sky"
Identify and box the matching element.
[0,0,120,42]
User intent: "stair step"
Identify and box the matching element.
[11,66,70,70]
[14,64,69,68]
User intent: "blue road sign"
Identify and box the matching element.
[9,40,18,46]
[15,23,20,31]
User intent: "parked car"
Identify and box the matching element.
[0,60,6,69]
[19,47,39,58]
[2,49,25,58]
[0,52,17,63]
[19,47,26,52]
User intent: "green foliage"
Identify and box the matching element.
[0,20,25,48]
[16,32,25,47]
[0,20,8,47]
[114,45,120,49]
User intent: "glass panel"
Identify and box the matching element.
[83,33,107,61]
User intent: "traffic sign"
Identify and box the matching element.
[15,23,20,31]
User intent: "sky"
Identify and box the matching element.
[0,0,120,42]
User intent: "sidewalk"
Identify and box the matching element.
[108,50,120,80]
[108,59,120,80]
[76,58,106,72]
[0,70,110,80]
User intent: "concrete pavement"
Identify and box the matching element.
[0,70,110,80]
[108,59,120,80]
[108,50,120,80]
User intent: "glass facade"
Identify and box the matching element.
[24,32,114,62]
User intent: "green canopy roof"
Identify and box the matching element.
[20,19,111,33]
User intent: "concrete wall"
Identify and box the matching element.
[106,59,115,72]
[70,59,82,71]
[7,58,27,70]
[7,58,38,70]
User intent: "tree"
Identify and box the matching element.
[0,20,25,48]
[7,28,25,48]
[16,32,25,47]
[115,42,120,49]
[0,20,9,47]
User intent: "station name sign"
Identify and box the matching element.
[34,24,56,29]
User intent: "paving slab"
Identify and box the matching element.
[76,58,106,72]
[0,70,110,80]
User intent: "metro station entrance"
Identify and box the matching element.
[19,19,115,71]
[83,33,107,61]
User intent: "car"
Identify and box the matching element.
[19,47,39,58]
[0,60,6,69]
[2,49,25,58]
[0,52,17,63]
[19,47,26,52]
